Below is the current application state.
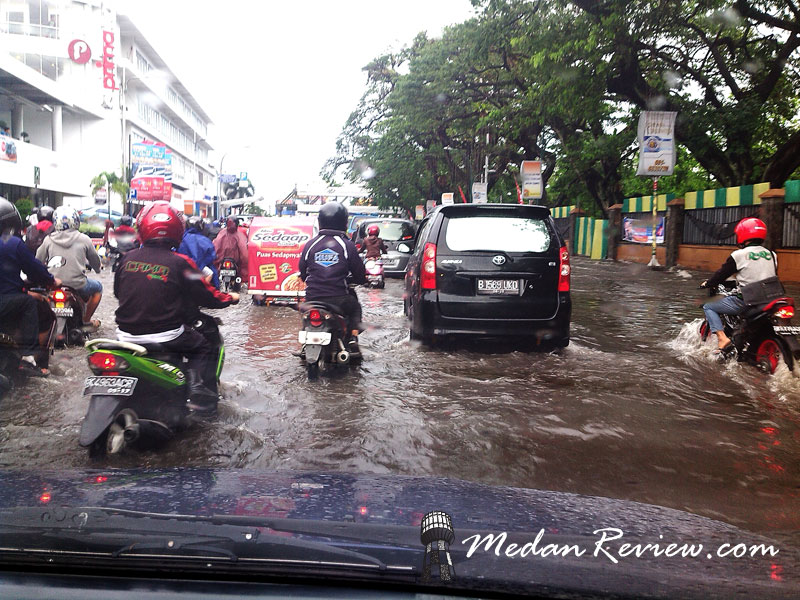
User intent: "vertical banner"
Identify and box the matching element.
[415,205,425,220]
[520,160,542,201]
[441,193,454,206]
[130,141,168,202]
[472,182,488,204]
[426,199,436,213]
[636,111,677,176]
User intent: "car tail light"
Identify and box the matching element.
[52,289,66,302]
[558,246,570,292]
[88,352,129,375]
[307,309,323,327]
[421,243,437,290]
[774,306,795,319]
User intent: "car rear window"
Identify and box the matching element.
[365,221,415,241]
[444,216,552,253]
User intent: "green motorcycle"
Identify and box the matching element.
[78,314,224,457]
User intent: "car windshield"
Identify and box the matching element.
[2,1,800,599]
[445,216,551,253]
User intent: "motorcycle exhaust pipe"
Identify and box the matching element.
[335,350,351,364]
[235,277,242,284]
[123,420,140,443]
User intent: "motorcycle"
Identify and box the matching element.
[699,281,800,374]
[363,256,385,289]
[0,289,57,399]
[219,257,241,293]
[50,286,88,347]
[297,299,361,379]
[106,232,138,272]
[78,313,225,457]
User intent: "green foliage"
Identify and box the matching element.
[91,171,129,208]
[242,202,264,216]
[14,197,33,222]
[326,0,800,214]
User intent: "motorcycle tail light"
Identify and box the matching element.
[52,289,66,302]
[307,309,323,327]
[774,306,795,319]
[88,352,129,375]
[223,261,233,269]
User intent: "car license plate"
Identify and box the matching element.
[220,269,236,276]
[384,260,398,268]
[83,376,138,396]
[477,279,520,295]
[298,331,332,345]
[774,325,800,335]
[54,306,74,317]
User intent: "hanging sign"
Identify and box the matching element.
[637,111,677,176]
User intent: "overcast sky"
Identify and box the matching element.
[120,0,477,201]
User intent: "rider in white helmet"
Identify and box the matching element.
[36,206,103,330]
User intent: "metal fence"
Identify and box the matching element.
[682,206,760,246]
[784,204,800,248]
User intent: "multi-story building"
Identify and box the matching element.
[0,0,215,217]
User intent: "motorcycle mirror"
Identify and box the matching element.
[398,243,411,253]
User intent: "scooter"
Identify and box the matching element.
[363,256,385,289]
[219,257,241,293]
[78,314,225,457]
[699,281,800,374]
[297,300,361,379]
[50,286,88,347]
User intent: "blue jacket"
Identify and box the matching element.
[0,233,55,295]
[299,229,366,299]
[178,228,219,288]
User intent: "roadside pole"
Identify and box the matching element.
[647,177,660,267]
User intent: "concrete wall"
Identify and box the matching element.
[616,243,666,264]
[678,244,800,282]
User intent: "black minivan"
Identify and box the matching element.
[404,204,571,345]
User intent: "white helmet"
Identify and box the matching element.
[53,206,80,231]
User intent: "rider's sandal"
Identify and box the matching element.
[82,319,101,332]
[714,342,735,359]
[19,359,49,378]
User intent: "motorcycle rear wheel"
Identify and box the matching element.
[755,336,793,374]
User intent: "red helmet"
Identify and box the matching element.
[734,217,767,245]
[367,225,380,236]
[136,201,184,244]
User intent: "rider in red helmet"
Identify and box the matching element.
[359,224,388,259]
[113,202,239,413]
[700,217,778,355]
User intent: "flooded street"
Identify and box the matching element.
[1,257,799,539]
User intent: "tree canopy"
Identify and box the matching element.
[324,0,800,216]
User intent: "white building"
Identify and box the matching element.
[0,0,215,217]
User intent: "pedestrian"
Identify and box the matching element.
[213,217,249,284]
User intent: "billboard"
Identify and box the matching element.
[131,141,172,202]
[521,160,542,200]
[623,216,665,244]
[637,111,677,176]
[247,217,317,301]
[0,138,17,163]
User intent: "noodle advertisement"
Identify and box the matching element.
[247,216,317,300]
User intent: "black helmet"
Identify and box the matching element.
[318,202,348,231]
[120,215,134,227]
[37,205,54,222]
[0,196,23,235]
[187,215,204,232]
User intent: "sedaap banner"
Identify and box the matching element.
[636,111,677,176]
[520,161,542,200]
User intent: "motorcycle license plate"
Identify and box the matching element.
[477,279,520,295]
[83,376,138,396]
[54,306,74,317]
[298,331,332,345]
[774,325,800,335]
[220,269,236,276]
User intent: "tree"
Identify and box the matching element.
[90,171,129,211]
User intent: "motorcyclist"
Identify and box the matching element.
[299,203,367,352]
[114,202,239,415]
[0,197,59,376]
[178,216,219,288]
[24,205,54,253]
[213,217,249,284]
[115,214,136,236]
[359,224,388,259]
[700,217,778,354]
[36,207,104,331]
[204,219,222,241]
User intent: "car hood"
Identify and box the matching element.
[0,468,797,599]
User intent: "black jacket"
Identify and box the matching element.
[299,229,366,298]
[114,242,234,335]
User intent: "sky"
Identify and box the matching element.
[120,0,478,202]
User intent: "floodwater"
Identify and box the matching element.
[1,257,799,539]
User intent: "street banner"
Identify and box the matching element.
[521,160,542,200]
[131,141,171,202]
[441,193,454,205]
[472,182,487,204]
[415,205,425,220]
[0,138,17,163]
[247,216,317,301]
[636,111,677,176]
[623,216,665,244]
[426,199,436,213]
